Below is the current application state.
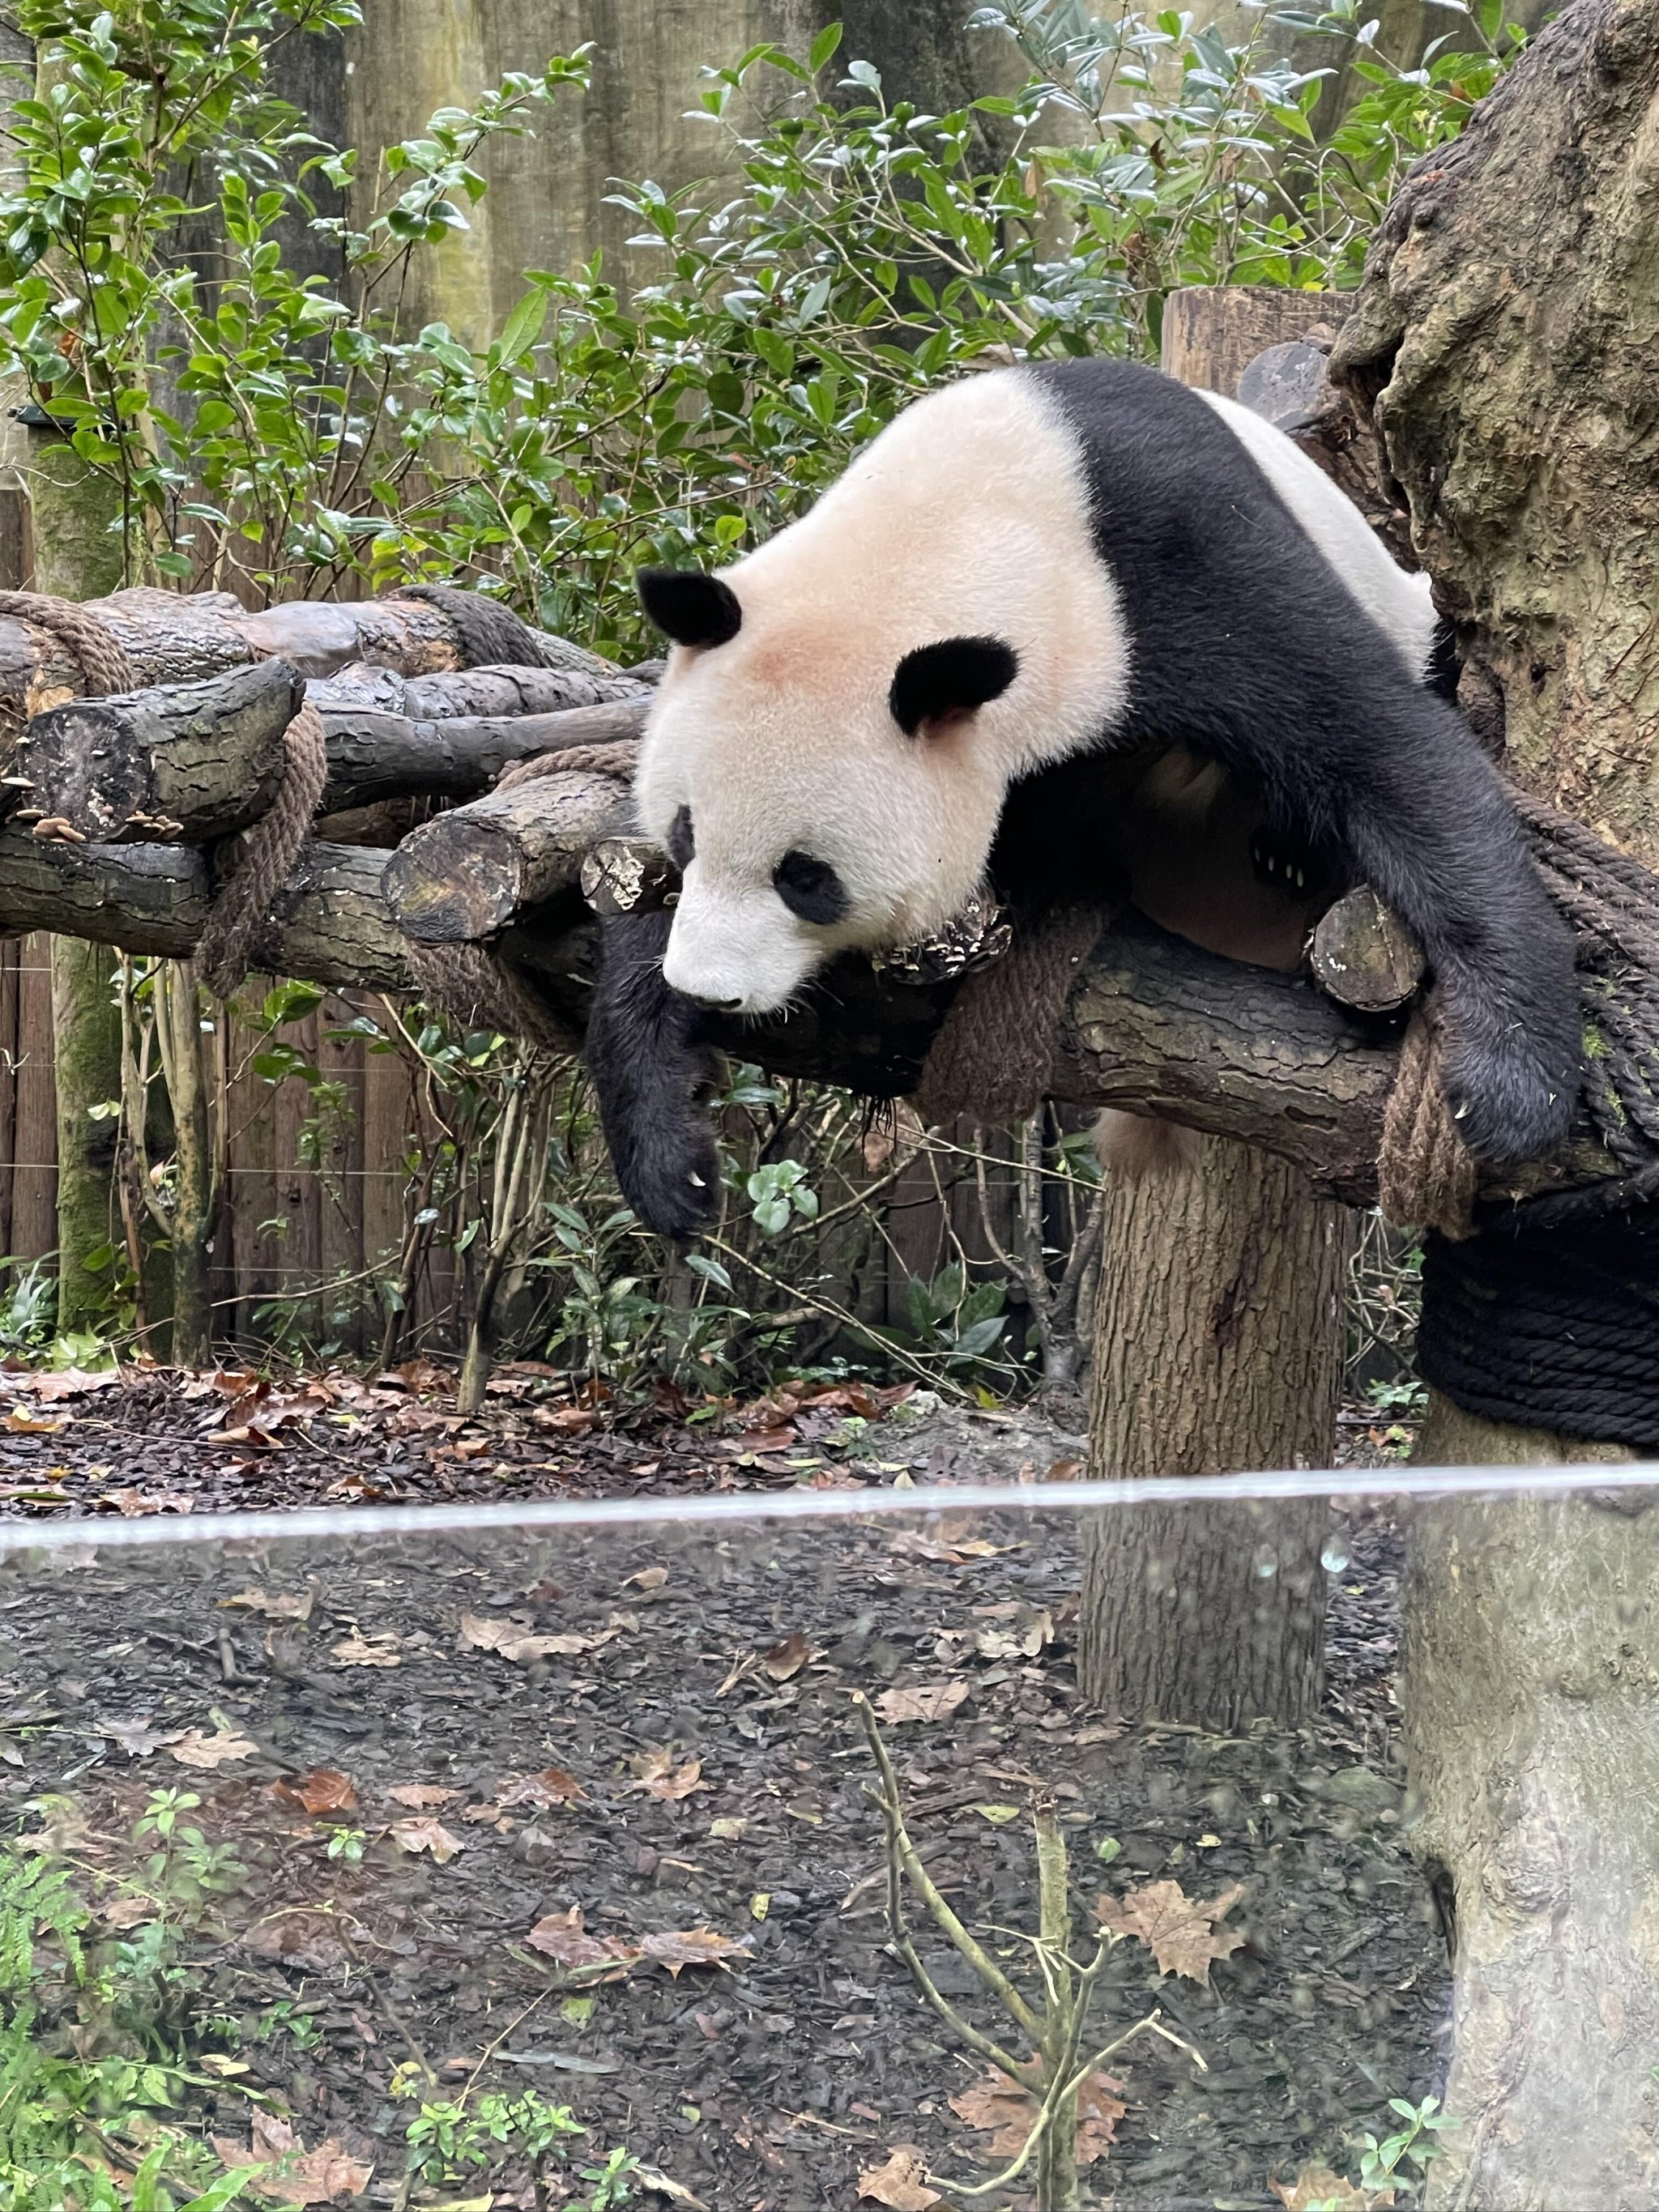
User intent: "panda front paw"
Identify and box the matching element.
[1437,1023,1576,1167]
[612,1113,722,1244]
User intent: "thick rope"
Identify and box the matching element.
[1377,1000,1478,1239]
[911,906,1106,1127]
[194,700,330,999]
[495,739,642,790]
[0,590,134,697]
[403,940,581,1055]
[1418,1207,1659,1447]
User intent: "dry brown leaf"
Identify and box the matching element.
[627,1747,707,1800]
[525,1906,642,1971]
[330,1629,401,1669]
[385,1782,459,1809]
[875,1681,969,1725]
[761,1632,811,1681]
[638,1927,750,1977]
[1270,2165,1396,2210]
[623,1565,669,1591]
[170,1726,258,1771]
[96,1716,183,1758]
[215,2112,373,2203]
[241,1915,350,1972]
[857,2146,941,2208]
[497,1766,585,1808]
[100,1485,193,1516]
[949,2065,1125,2167]
[274,1769,356,1816]
[14,1367,117,1403]
[222,1586,313,1622]
[458,1610,617,1663]
[389,1815,465,1864]
[1095,1877,1247,1983]
[973,1607,1054,1661]
[103,1892,159,1929]
[3,1408,64,1434]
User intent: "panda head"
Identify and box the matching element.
[633,563,1023,1015]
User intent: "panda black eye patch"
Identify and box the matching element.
[667,805,694,871]
[773,850,849,926]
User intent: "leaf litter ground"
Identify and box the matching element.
[0,1366,1442,2211]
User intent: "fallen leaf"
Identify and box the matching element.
[242,1915,350,1971]
[215,2112,373,2202]
[708,1817,746,1842]
[458,1610,616,1663]
[99,1485,193,1515]
[638,1927,750,1977]
[857,2146,941,2208]
[389,1816,464,1864]
[949,2065,1125,2167]
[526,1906,642,1972]
[222,1586,314,1622]
[974,1607,1054,1660]
[96,1716,183,1758]
[1270,2165,1396,2210]
[275,1769,356,1816]
[761,1632,811,1681]
[974,1803,1021,1826]
[875,1681,968,1725]
[630,2163,708,2208]
[103,1893,159,1929]
[627,1748,707,1801]
[170,1726,258,1770]
[3,1409,64,1434]
[497,1767,585,1808]
[1095,1877,1247,1983]
[623,1566,669,1591]
[385,1783,459,1809]
[14,1367,118,1402]
[330,1629,401,1669]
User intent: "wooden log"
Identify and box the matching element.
[0,584,621,744]
[0,825,1619,1210]
[305,662,650,718]
[12,688,652,843]
[318,694,650,813]
[13,659,304,842]
[1309,884,1425,1012]
[382,770,635,942]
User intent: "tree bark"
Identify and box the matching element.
[1331,3,1659,2197]
[382,769,635,941]
[1077,284,1358,1732]
[15,683,650,837]
[28,426,127,1340]
[18,660,301,842]
[1079,1135,1346,1728]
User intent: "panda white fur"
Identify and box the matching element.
[586,357,1578,1240]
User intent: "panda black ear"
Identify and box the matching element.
[637,566,743,650]
[889,636,1019,737]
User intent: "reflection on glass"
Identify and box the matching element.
[0,1473,1651,2210]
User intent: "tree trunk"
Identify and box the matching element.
[1079,1134,1346,1728]
[28,430,127,1343]
[1077,285,1358,1731]
[1332,3,1659,2196]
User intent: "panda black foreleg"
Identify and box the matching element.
[582,909,723,1242]
[1318,696,1580,1166]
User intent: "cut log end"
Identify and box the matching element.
[1310,885,1425,1012]
[382,816,530,942]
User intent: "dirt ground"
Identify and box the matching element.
[0,1362,1441,2211]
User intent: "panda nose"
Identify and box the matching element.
[689,991,744,1013]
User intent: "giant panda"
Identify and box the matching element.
[585,356,1579,1240]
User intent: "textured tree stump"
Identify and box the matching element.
[1331,2,1659,2197]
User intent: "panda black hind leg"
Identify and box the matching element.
[583,910,722,1242]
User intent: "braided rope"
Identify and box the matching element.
[494,739,642,791]
[403,940,581,1055]
[911,906,1106,1127]
[0,590,134,697]
[194,701,330,999]
[1376,1002,1478,1239]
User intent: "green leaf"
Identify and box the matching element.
[496,287,548,363]
[808,22,844,72]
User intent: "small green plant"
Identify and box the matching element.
[402,2085,637,2206]
[889,1264,1011,1376]
[254,1998,322,2052]
[134,1787,247,1914]
[322,1825,367,1864]
[1358,2092,1457,2197]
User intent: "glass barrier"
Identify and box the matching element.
[2,1469,1654,2211]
